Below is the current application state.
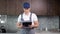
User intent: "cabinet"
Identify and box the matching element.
[0,0,7,15]
[47,0,60,16]
[15,0,31,15]
[31,0,48,15]
[16,0,48,16]
[7,0,31,16]
[0,0,60,16]
[7,0,17,15]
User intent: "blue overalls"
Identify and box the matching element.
[20,13,35,34]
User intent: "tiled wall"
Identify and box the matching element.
[0,16,59,33]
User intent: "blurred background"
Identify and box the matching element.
[0,0,60,34]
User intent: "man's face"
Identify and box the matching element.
[23,8,30,12]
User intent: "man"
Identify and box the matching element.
[16,2,39,34]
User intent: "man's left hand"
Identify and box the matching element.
[29,25,34,28]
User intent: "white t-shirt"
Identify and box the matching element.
[17,12,38,25]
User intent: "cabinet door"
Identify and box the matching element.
[16,0,31,16]
[7,0,17,15]
[15,0,23,16]
[47,0,60,16]
[7,0,31,16]
[0,0,7,15]
[31,0,48,15]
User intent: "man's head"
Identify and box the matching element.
[23,2,30,12]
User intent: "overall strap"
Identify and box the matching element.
[21,13,24,21]
[30,13,32,22]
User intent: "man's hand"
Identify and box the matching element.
[19,24,23,28]
[29,21,39,28]
[29,25,34,28]
[16,22,23,29]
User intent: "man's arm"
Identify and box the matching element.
[29,21,39,28]
[16,22,22,29]
[34,21,39,28]
[33,13,39,28]
[16,15,22,28]
[29,13,39,28]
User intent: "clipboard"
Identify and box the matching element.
[22,22,32,27]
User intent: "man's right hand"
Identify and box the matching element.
[16,22,23,29]
[19,24,23,28]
